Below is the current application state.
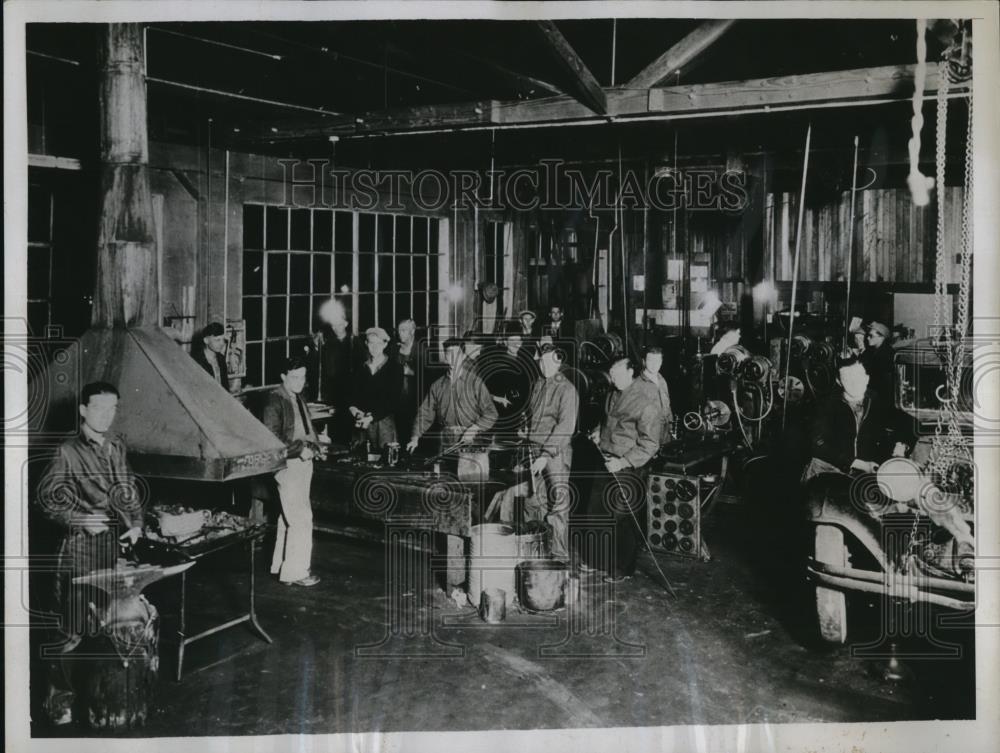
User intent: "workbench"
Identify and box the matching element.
[653,436,738,477]
[311,456,505,588]
[167,524,273,680]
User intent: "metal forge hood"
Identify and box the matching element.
[41,26,286,481]
[47,326,286,480]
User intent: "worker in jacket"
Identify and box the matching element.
[802,356,910,483]
[406,338,498,452]
[499,341,580,558]
[262,356,321,587]
[577,357,661,582]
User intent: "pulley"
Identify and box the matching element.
[717,345,751,376]
[776,375,805,404]
[809,342,836,365]
[739,355,772,383]
[790,334,813,360]
[704,399,732,429]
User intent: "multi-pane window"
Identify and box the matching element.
[242,204,444,387]
[482,219,513,313]
[27,183,54,335]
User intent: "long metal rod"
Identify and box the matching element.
[843,135,860,352]
[610,19,617,87]
[617,143,628,355]
[145,75,340,116]
[781,123,813,429]
[148,26,284,60]
[223,149,230,323]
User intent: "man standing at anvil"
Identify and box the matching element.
[406,337,498,453]
[500,341,579,558]
[35,381,145,724]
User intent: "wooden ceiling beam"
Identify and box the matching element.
[533,20,608,114]
[626,20,737,89]
[242,63,955,142]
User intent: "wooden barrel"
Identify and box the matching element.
[81,594,160,730]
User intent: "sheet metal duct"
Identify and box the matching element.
[43,327,286,480]
[39,24,285,481]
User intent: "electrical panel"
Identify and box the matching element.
[647,473,703,559]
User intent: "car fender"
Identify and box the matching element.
[803,473,887,571]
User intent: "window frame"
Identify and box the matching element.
[242,204,449,389]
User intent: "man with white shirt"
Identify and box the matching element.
[262,357,321,587]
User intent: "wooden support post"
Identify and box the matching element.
[93,23,158,328]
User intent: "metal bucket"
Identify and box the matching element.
[514,521,550,563]
[516,559,571,612]
[467,523,516,606]
[457,450,490,484]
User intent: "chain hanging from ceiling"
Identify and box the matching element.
[928,19,974,485]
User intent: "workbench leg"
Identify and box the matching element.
[176,571,187,682]
[248,538,272,644]
[445,534,466,590]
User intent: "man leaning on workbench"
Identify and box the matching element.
[34,381,145,725]
[406,337,498,453]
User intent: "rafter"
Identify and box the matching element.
[241,63,958,142]
[533,20,607,114]
[626,20,737,89]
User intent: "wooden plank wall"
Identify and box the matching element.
[764,186,964,284]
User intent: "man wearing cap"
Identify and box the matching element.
[519,309,540,338]
[578,357,661,582]
[262,356,321,587]
[406,338,498,452]
[349,327,403,451]
[500,341,579,558]
[485,320,537,435]
[860,321,894,401]
[193,322,232,391]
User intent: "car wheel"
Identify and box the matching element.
[815,524,848,644]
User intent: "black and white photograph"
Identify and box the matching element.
[4,2,999,752]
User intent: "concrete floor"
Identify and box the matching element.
[33,503,975,736]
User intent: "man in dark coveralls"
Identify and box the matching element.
[35,382,145,725]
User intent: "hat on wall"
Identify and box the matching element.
[365,326,390,343]
[866,321,890,339]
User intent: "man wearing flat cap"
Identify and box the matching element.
[518,309,540,338]
[860,320,894,401]
[407,338,498,453]
[349,327,403,451]
[193,321,232,391]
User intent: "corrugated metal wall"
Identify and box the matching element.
[765,186,965,283]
